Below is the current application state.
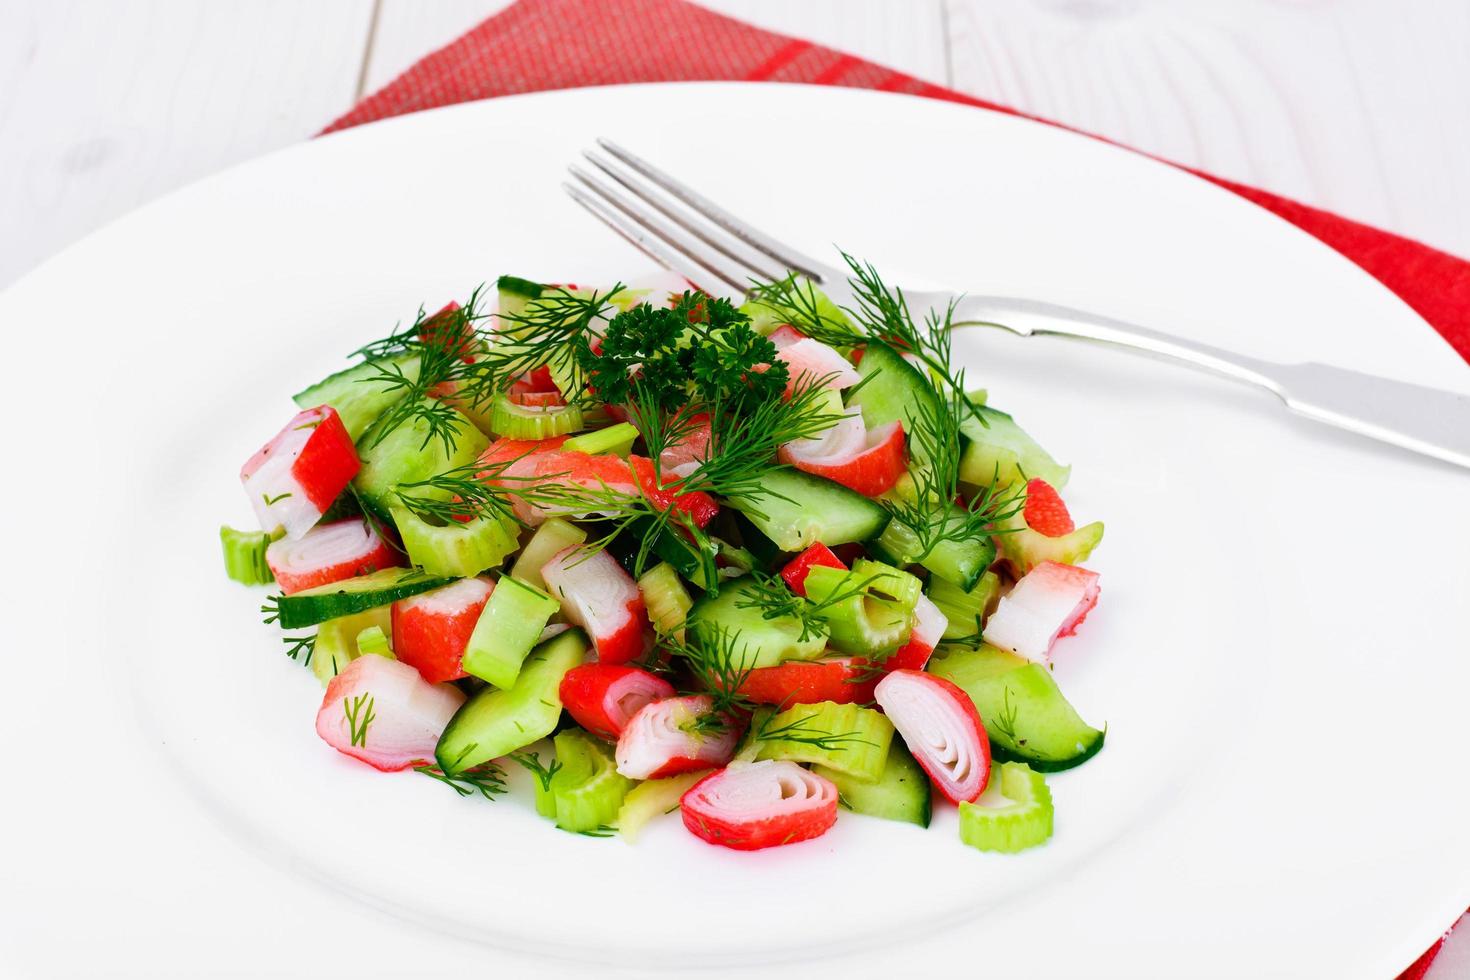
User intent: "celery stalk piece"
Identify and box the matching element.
[637,562,692,642]
[312,607,394,685]
[930,571,1003,640]
[355,625,392,657]
[510,518,587,591]
[540,731,635,833]
[802,564,916,657]
[220,526,275,586]
[618,770,711,842]
[562,422,639,457]
[391,506,520,578]
[461,576,560,688]
[754,701,895,781]
[957,762,1053,853]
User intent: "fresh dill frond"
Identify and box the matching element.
[661,621,758,721]
[282,634,316,665]
[414,761,508,801]
[508,751,563,793]
[754,710,872,753]
[344,694,376,748]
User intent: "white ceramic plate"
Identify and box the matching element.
[2,83,1467,980]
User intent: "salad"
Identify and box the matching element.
[224,257,1106,852]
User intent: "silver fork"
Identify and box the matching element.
[565,137,1470,471]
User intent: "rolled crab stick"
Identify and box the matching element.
[314,655,466,772]
[680,760,839,851]
[615,695,741,779]
[774,337,861,394]
[558,664,676,741]
[982,561,1101,663]
[736,658,870,707]
[240,405,359,539]
[541,546,651,664]
[878,592,949,673]
[778,410,906,498]
[875,670,991,804]
[265,518,401,595]
[391,577,494,684]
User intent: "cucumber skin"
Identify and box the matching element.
[293,354,421,442]
[869,511,996,592]
[353,398,489,520]
[275,568,454,629]
[434,630,588,775]
[958,405,1070,490]
[725,469,890,552]
[928,644,1105,773]
[847,340,939,438]
[816,742,932,828]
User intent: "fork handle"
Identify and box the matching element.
[951,295,1291,395]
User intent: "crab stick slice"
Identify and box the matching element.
[240,405,359,539]
[391,577,493,684]
[314,654,466,772]
[735,657,868,707]
[680,760,839,850]
[775,338,861,393]
[558,664,676,741]
[883,592,949,673]
[779,412,906,498]
[541,547,651,664]
[615,695,740,779]
[982,561,1101,663]
[780,542,847,596]
[265,518,401,595]
[875,669,991,804]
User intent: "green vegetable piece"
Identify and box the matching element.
[958,762,1053,853]
[274,568,453,629]
[292,352,421,441]
[755,701,894,781]
[617,769,710,842]
[562,422,639,457]
[958,404,1069,490]
[461,576,560,688]
[434,629,588,775]
[928,643,1105,772]
[353,397,489,519]
[995,509,1104,576]
[870,505,996,592]
[929,571,1003,640]
[688,577,826,670]
[637,562,693,642]
[725,469,889,552]
[391,505,519,578]
[354,625,392,657]
[510,518,585,591]
[815,741,931,827]
[537,731,634,834]
[220,526,275,586]
[802,563,916,657]
[312,607,393,685]
[487,395,583,440]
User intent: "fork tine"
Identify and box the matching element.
[581,149,789,284]
[596,137,837,284]
[562,174,748,296]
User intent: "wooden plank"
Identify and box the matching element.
[0,0,373,286]
[945,0,1470,257]
[364,0,948,94]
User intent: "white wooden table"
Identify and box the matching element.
[2,0,1465,972]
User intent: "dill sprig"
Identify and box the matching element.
[282,634,316,665]
[414,761,508,800]
[344,694,376,748]
[743,273,860,348]
[508,751,563,793]
[754,710,872,753]
[989,686,1020,744]
[661,622,758,722]
[732,569,886,644]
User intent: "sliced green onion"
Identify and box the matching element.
[637,562,692,642]
[755,701,895,781]
[562,422,639,457]
[510,518,586,590]
[488,394,582,440]
[312,607,393,685]
[803,562,916,657]
[220,525,275,586]
[617,769,710,842]
[537,731,634,833]
[929,570,1003,640]
[355,625,392,658]
[392,506,519,578]
[958,762,1053,853]
[461,576,560,688]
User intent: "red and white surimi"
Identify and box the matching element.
[778,411,906,497]
[680,760,839,851]
[615,695,740,779]
[875,669,990,804]
[541,546,651,664]
[775,338,861,394]
[314,655,465,772]
[392,577,494,684]
[265,518,400,594]
[558,664,676,741]
[982,560,1101,663]
[884,592,948,673]
[240,405,359,540]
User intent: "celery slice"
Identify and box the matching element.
[510,518,586,591]
[539,731,634,834]
[957,762,1053,853]
[488,395,583,440]
[802,564,915,657]
[755,701,895,781]
[355,625,392,657]
[637,562,692,642]
[312,607,393,685]
[461,576,560,688]
[929,571,1002,640]
[391,506,519,578]
[220,526,275,586]
[617,770,710,842]
[731,707,775,763]
[562,422,639,457]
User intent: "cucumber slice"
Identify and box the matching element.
[510,518,585,591]
[434,629,588,775]
[637,562,693,642]
[538,731,634,834]
[353,397,489,519]
[391,506,520,578]
[312,606,393,684]
[293,353,420,442]
[725,469,890,552]
[846,340,939,444]
[275,568,454,629]
[688,576,826,669]
[958,762,1053,853]
[869,507,996,592]
[815,741,931,827]
[495,275,544,324]
[461,576,560,688]
[562,422,639,457]
[927,643,1105,772]
[929,570,1002,640]
[617,769,710,842]
[755,701,895,781]
[958,405,1070,490]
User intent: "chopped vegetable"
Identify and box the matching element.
[680,760,839,850]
